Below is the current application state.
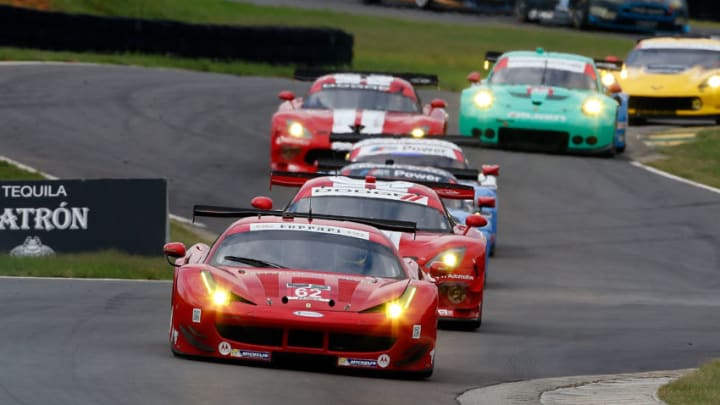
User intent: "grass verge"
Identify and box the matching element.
[658,360,720,405]
[0,158,213,279]
[647,128,720,190]
[0,0,635,90]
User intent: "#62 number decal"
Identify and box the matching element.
[287,283,330,301]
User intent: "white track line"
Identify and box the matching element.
[630,161,720,196]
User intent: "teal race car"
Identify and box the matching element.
[459,49,626,155]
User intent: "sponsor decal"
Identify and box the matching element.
[10,236,54,257]
[276,136,311,145]
[507,111,567,122]
[438,274,474,281]
[230,349,272,361]
[412,325,422,339]
[192,308,202,323]
[338,357,379,368]
[377,354,391,368]
[287,284,331,302]
[356,144,457,159]
[312,186,429,206]
[506,57,585,73]
[323,83,390,91]
[330,141,354,151]
[293,310,324,318]
[250,222,369,240]
[218,341,232,356]
[438,309,454,317]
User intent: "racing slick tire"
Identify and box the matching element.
[571,0,590,30]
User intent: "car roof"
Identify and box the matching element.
[309,73,417,99]
[500,49,594,64]
[293,175,446,211]
[635,37,720,51]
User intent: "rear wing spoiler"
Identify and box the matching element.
[270,171,477,200]
[484,51,503,63]
[293,68,439,87]
[193,205,417,234]
[594,58,623,72]
[314,160,497,181]
[329,133,485,148]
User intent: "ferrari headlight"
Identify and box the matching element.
[473,91,493,108]
[288,122,306,138]
[429,247,466,270]
[410,127,426,138]
[385,286,417,320]
[212,290,231,306]
[582,98,603,116]
[201,271,231,307]
[601,72,616,87]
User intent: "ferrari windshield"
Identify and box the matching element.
[354,153,467,169]
[490,64,597,91]
[302,89,420,113]
[288,196,451,232]
[626,48,720,69]
[211,229,406,279]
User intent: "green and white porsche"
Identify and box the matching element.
[458,49,627,155]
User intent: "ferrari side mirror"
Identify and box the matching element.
[251,196,274,210]
[163,242,186,267]
[278,90,295,101]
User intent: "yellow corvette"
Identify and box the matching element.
[612,36,720,124]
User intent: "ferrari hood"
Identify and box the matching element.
[221,267,410,313]
[619,66,717,96]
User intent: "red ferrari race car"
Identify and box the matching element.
[271,173,489,328]
[164,203,439,377]
[270,69,449,173]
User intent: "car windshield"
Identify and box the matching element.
[211,229,406,279]
[626,48,720,70]
[288,196,451,232]
[490,66,597,91]
[302,89,420,112]
[354,153,468,169]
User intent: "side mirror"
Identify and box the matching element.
[467,71,482,84]
[278,90,295,101]
[608,83,622,94]
[465,214,488,228]
[477,197,496,208]
[430,98,447,109]
[251,196,273,210]
[481,164,499,177]
[163,242,186,267]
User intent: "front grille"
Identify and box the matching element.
[629,96,696,112]
[215,324,283,347]
[305,148,348,166]
[328,333,396,352]
[498,127,569,152]
[288,330,324,348]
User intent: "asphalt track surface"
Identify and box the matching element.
[1,64,720,405]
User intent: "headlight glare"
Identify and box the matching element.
[582,98,603,115]
[707,75,720,89]
[386,303,403,319]
[429,247,466,270]
[601,72,616,87]
[473,91,493,108]
[385,286,417,320]
[212,290,231,306]
[411,128,426,138]
[288,122,306,138]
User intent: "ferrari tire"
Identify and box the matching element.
[571,0,590,30]
[416,0,433,9]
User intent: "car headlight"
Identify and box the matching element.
[473,91,493,108]
[601,72,616,87]
[429,247,466,270]
[201,271,231,306]
[287,121,310,138]
[385,286,417,320]
[582,98,603,116]
[410,127,426,138]
[705,75,720,89]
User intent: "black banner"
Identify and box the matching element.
[0,179,167,256]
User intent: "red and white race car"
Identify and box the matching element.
[272,173,489,328]
[271,70,449,172]
[164,202,439,377]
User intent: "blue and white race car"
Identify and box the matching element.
[335,138,500,256]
